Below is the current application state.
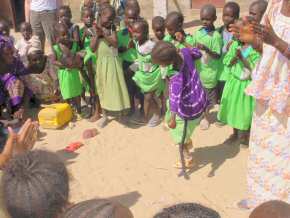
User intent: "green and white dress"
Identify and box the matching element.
[53,42,82,100]
[132,40,165,96]
[95,39,130,111]
[218,40,261,130]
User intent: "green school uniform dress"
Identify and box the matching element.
[132,40,165,96]
[117,28,137,64]
[95,39,130,111]
[80,27,92,50]
[218,41,260,131]
[217,26,234,82]
[53,42,82,100]
[192,28,222,89]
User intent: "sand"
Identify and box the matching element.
[36,110,250,218]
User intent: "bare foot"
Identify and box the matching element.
[89,114,101,123]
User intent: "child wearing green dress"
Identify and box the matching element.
[217,2,240,102]
[131,19,165,127]
[92,5,130,128]
[52,23,84,117]
[117,5,139,114]
[218,37,260,146]
[192,4,222,130]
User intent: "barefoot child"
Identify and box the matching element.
[152,16,165,41]
[218,19,261,146]
[217,2,240,102]
[152,42,208,168]
[58,6,81,46]
[131,19,165,127]
[192,4,222,130]
[118,5,139,115]
[92,5,130,127]
[52,23,84,117]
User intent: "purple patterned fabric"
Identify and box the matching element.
[169,48,208,120]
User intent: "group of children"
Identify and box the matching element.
[0,0,268,168]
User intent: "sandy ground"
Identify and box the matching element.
[35,108,250,218]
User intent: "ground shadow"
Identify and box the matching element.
[56,149,79,166]
[106,191,142,208]
[187,140,241,178]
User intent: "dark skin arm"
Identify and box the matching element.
[103,29,118,48]
[196,43,221,59]
[86,59,97,106]
[73,25,81,48]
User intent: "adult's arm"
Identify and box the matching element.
[25,0,30,22]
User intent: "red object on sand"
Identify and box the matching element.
[65,142,84,152]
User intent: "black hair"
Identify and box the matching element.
[2,150,69,218]
[166,11,184,25]
[81,6,94,18]
[58,5,72,17]
[125,0,141,12]
[100,4,116,18]
[250,0,268,15]
[133,18,149,35]
[250,200,290,218]
[151,41,177,64]
[224,1,240,18]
[201,4,217,16]
[153,203,221,218]
[63,199,133,218]
[152,16,165,28]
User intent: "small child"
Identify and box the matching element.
[52,23,84,117]
[58,5,81,46]
[2,150,69,218]
[154,203,221,218]
[118,5,139,114]
[0,20,14,43]
[217,2,240,103]
[152,42,208,169]
[15,22,40,65]
[152,16,165,41]
[63,199,134,218]
[92,5,130,127]
[192,4,222,130]
[131,19,165,127]
[249,0,268,23]
[218,19,261,146]
[80,7,96,50]
[164,12,194,49]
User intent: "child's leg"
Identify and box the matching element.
[73,96,82,114]
[238,129,250,148]
[144,92,154,122]
[200,87,218,130]
[90,96,101,122]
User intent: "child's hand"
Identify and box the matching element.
[94,25,103,37]
[175,32,185,43]
[196,43,208,52]
[236,49,243,60]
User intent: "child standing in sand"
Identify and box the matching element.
[152,42,208,168]
[52,23,84,118]
[131,19,165,127]
[192,4,222,130]
[92,5,130,127]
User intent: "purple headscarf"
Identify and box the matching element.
[0,34,13,53]
[169,48,208,120]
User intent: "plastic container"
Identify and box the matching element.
[38,103,73,129]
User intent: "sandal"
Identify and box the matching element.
[65,142,84,152]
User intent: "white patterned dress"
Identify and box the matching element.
[245,0,290,208]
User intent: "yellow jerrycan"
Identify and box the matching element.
[38,103,73,129]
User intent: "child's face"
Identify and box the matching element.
[83,10,94,27]
[57,27,70,44]
[124,8,139,28]
[152,24,165,41]
[58,9,72,26]
[20,23,32,41]
[165,20,182,38]
[200,10,216,30]
[0,22,10,37]
[1,47,14,65]
[100,9,115,28]
[222,6,237,28]
[28,51,45,67]
[249,4,263,23]
[132,23,147,43]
